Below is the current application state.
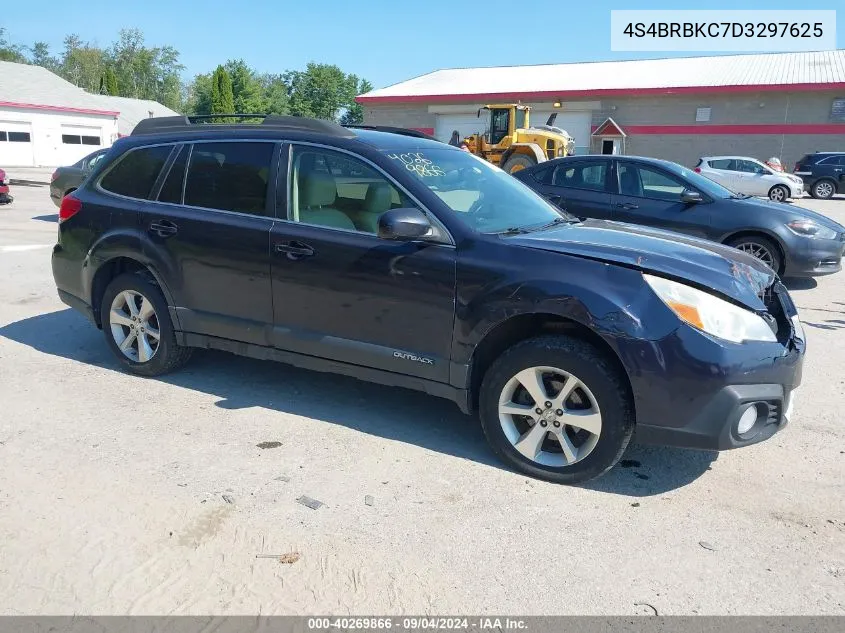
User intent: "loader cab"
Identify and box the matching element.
[479,105,529,145]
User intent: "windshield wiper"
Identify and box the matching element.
[495,226,531,235]
[533,217,578,230]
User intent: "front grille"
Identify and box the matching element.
[763,400,782,426]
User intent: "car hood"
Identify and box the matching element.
[506,219,775,310]
[735,196,845,232]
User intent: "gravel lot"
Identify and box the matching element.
[0,180,843,615]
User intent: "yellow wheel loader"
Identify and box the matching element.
[462,104,575,173]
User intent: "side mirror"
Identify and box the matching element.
[680,189,703,204]
[377,207,432,240]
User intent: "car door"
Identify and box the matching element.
[611,161,711,238]
[268,143,456,383]
[735,159,772,196]
[701,158,739,191]
[819,155,845,192]
[528,159,612,220]
[139,140,278,346]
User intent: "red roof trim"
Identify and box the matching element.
[590,123,845,135]
[0,100,119,116]
[357,82,845,104]
[592,118,625,137]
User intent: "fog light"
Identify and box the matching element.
[737,405,758,435]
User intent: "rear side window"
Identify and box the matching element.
[708,159,735,170]
[184,142,274,215]
[550,161,609,192]
[100,145,173,199]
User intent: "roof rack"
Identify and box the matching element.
[344,125,440,142]
[131,114,356,138]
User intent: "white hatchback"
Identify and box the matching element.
[694,156,803,202]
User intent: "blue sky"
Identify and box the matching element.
[3,0,843,89]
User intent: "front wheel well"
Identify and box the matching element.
[722,230,786,273]
[90,257,155,327]
[467,313,633,415]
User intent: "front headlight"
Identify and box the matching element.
[644,274,777,343]
[786,219,837,240]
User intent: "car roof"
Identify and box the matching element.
[537,154,684,170]
[116,123,452,155]
[700,156,763,161]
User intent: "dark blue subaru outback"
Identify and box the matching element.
[51,116,805,484]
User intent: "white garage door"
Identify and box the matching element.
[59,125,104,166]
[435,113,488,143]
[0,121,35,166]
[530,111,592,155]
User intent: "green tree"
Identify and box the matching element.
[187,72,213,115]
[29,41,59,72]
[210,65,234,121]
[104,67,119,95]
[285,63,351,120]
[61,35,105,92]
[0,27,26,62]
[259,74,289,115]
[340,78,373,125]
[225,59,266,114]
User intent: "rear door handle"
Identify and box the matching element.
[149,220,178,237]
[615,203,639,210]
[275,241,315,258]
[544,193,563,204]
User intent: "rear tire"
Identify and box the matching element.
[768,185,789,202]
[726,235,782,273]
[811,179,835,199]
[501,154,536,174]
[100,273,192,376]
[478,335,634,484]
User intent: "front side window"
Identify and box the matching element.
[736,159,767,174]
[290,146,415,234]
[383,148,571,233]
[551,162,609,192]
[618,163,686,200]
[100,145,173,199]
[184,142,274,215]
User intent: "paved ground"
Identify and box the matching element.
[0,184,843,615]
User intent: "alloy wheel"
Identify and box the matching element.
[815,181,834,198]
[109,290,160,363]
[769,187,786,202]
[735,242,775,269]
[498,366,602,467]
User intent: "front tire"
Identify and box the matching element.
[100,273,192,376]
[811,179,835,199]
[768,185,789,202]
[501,154,536,174]
[479,335,634,484]
[726,235,782,274]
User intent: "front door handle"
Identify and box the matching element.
[275,241,315,259]
[149,220,178,237]
[615,203,639,210]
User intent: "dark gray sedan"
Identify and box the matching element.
[49,148,109,207]
[514,155,845,277]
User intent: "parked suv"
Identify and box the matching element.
[52,115,805,484]
[793,152,845,199]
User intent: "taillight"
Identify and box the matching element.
[51,170,59,182]
[59,195,82,223]
[693,167,701,173]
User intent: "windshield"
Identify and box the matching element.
[383,148,574,233]
[665,161,738,199]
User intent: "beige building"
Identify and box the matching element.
[357,51,845,169]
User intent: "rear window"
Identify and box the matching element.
[100,145,174,199]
